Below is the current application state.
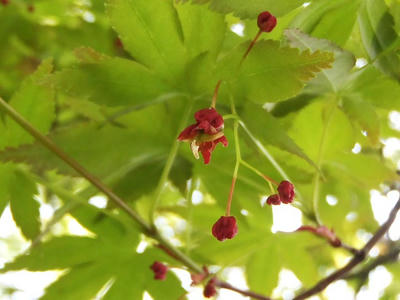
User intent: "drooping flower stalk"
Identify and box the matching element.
[241,11,277,64]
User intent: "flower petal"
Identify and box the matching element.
[177,124,198,141]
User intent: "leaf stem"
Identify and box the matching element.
[185,178,196,255]
[241,30,262,65]
[210,80,222,108]
[150,100,193,223]
[226,96,241,216]
[312,103,336,225]
[240,159,278,187]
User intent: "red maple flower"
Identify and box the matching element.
[150,261,168,280]
[257,11,277,32]
[178,108,228,164]
[297,225,341,247]
[212,216,238,241]
[203,277,217,298]
[277,180,295,204]
[266,194,281,205]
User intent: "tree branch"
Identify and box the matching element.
[344,243,400,280]
[293,198,400,300]
[0,96,202,274]
[215,280,271,300]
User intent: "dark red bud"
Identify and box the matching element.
[203,277,217,298]
[212,216,238,241]
[1,0,9,5]
[266,194,281,205]
[150,261,168,280]
[277,180,295,204]
[27,4,34,12]
[257,11,277,33]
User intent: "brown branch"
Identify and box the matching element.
[215,280,271,300]
[293,198,400,300]
[344,243,400,280]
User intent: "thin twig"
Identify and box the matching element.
[293,198,400,300]
[215,280,271,300]
[344,244,400,280]
[0,96,202,274]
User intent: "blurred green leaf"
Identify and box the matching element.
[342,65,400,110]
[8,170,41,240]
[342,95,380,145]
[358,0,400,81]
[242,102,317,169]
[176,2,225,61]
[54,48,175,107]
[246,244,281,295]
[285,29,355,93]
[181,0,308,18]
[289,0,361,47]
[288,100,355,162]
[0,59,55,150]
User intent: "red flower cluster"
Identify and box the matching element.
[1,0,9,5]
[212,216,238,241]
[266,181,295,206]
[257,11,277,33]
[297,225,341,247]
[203,277,217,298]
[150,261,168,280]
[178,108,228,164]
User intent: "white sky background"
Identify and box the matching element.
[0,23,399,299]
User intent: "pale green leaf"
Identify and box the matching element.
[358,0,400,81]
[342,95,380,144]
[0,163,14,216]
[246,244,281,295]
[181,0,308,18]
[0,59,55,150]
[342,65,400,110]
[54,49,174,107]
[285,29,355,93]
[288,100,355,163]
[9,170,40,240]
[41,264,112,300]
[106,0,187,81]
[176,2,225,60]
[326,153,398,189]
[242,102,317,169]
[289,0,361,46]
[218,40,334,103]
[3,236,103,271]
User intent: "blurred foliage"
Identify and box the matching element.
[0,0,400,299]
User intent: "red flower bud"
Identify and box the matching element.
[257,11,277,33]
[277,180,295,204]
[150,261,168,280]
[1,0,9,5]
[212,216,238,241]
[27,4,34,12]
[266,194,281,205]
[203,277,217,298]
